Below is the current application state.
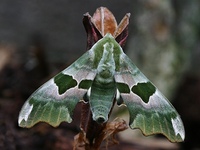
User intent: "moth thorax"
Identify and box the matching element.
[95,72,114,84]
[99,69,113,78]
[97,42,115,79]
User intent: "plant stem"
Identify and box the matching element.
[80,102,106,149]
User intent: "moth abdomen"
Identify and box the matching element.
[95,115,107,124]
[89,77,116,124]
[91,105,109,124]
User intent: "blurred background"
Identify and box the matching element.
[0,0,200,149]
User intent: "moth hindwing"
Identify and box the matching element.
[18,33,185,142]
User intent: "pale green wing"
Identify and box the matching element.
[114,53,185,142]
[18,51,96,128]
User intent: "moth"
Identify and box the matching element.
[18,33,185,142]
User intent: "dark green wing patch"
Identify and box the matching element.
[131,82,156,103]
[116,82,130,93]
[54,73,77,95]
[78,79,93,89]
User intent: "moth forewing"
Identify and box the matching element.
[18,50,97,128]
[114,50,185,142]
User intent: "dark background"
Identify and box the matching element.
[0,0,200,149]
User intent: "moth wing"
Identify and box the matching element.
[19,51,96,128]
[114,53,185,142]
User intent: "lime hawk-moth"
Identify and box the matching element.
[18,33,185,142]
